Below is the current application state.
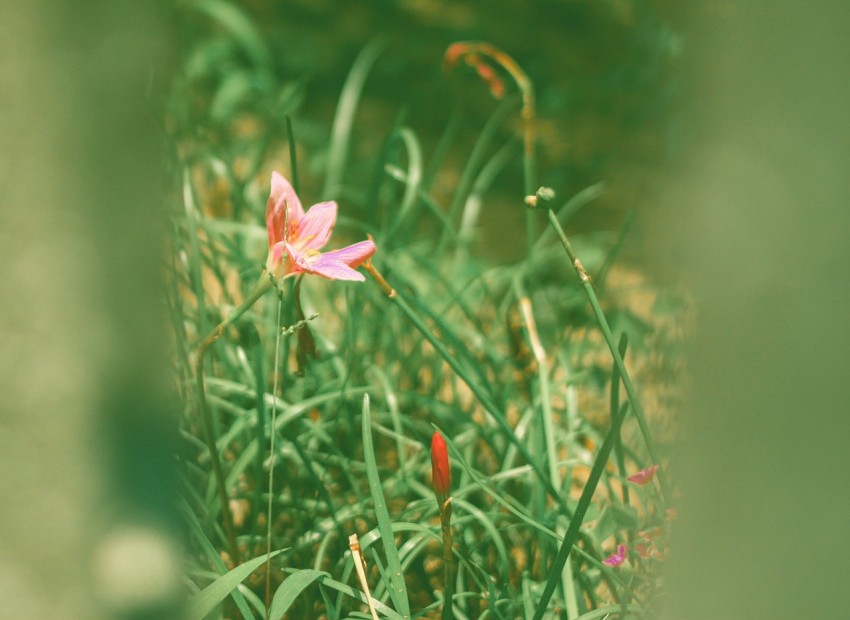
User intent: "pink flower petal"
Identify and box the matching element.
[602,543,628,567]
[265,241,288,277]
[319,239,376,268]
[283,242,311,274]
[271,172,304,220]
[626,465,659,486]
[295,201,337,251]
[283,243,368,281]
[266,172,304,247]
[307,257,366,281]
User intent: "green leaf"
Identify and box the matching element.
[323,37,388,198]
[269,569,327,620]
[180,501,256,619]
[188,550,284,620]
[309,572,405,620]
[190,0,271,68]
[361,394,411,618]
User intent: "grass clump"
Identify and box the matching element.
[168,5,684,618]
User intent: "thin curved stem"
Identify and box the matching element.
[543,206,670,504]
[195,274,273,566]
[264,295,284,616]
[531,401,630,620]
[441,499,455,620]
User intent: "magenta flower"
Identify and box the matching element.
[602,543,628,567]
[626,464,659,486]
[265,172,376,281]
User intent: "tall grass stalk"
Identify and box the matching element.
[531,399,632,620]
[264,295,284,616]
[541,203,670,504]
[195,274,274,565]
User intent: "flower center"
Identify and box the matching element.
[303,249,322,265]
[290,230,318,253]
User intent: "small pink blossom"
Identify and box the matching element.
[265,172,376,281]
[602,543,628,567]
[626,464,659,486]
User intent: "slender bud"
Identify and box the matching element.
[430,431,451,508]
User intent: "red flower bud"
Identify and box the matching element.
[431,431,451,507]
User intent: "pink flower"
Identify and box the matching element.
[265,172,376,281]
[602,543,628,567]
[626,464,659,486]
[431,432,451,508]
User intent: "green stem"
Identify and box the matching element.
[531,401,630,620]
[195,274,273,566]
[514,284,575,614]
[611,333,631,507]
[285,114,299,194]
[544,206,671,504]
[265,295,283,617]
[441,500,455,620]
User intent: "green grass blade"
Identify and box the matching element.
[437,94,520,256]
[361,393,411,618]
[611,333,631,506]
[456,138,518,253]
[530,402,630,620]
[574,604,643,620]
[543,204,670,503]
[391,127,423,233]
[440,430,558,542]
[323,37,388,197]
[189,0,271,68]
[307,572,405,620]
[188,549,284,620]
[381,285,569,514]
[180,501,256,619]
[269,569,327,620]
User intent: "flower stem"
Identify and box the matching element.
[265,295,284,616]
[440,499,455,620]
[543,206,671,504]
[195,274,274,566]
[531,400,630,620]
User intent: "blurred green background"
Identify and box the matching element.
[169,0,685,262]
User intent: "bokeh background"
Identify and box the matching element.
[2,0,848,618]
